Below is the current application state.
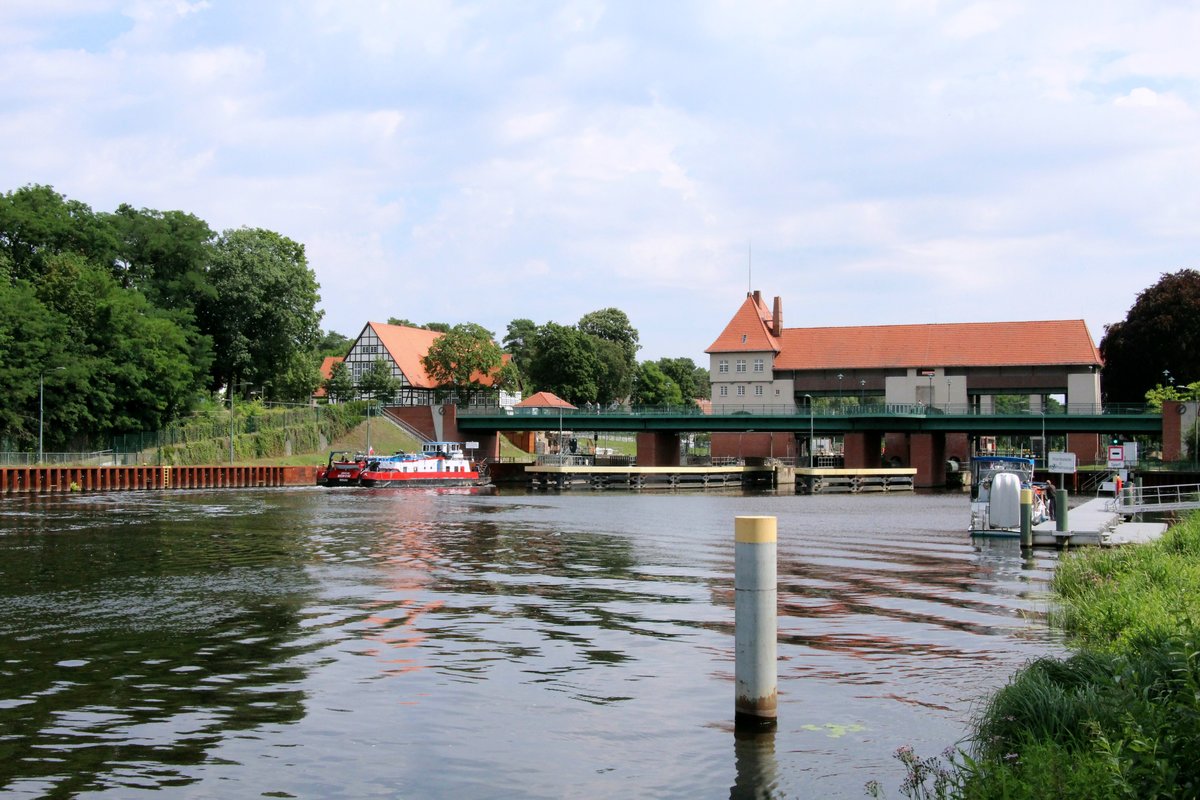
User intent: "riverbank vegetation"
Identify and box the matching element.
[874,513,1200,799]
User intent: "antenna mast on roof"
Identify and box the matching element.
[747,239,752,294]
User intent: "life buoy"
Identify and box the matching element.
[438,406,446,415]
[1178,404,1188,415]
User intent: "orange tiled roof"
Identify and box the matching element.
[313,355,344,397]
[514,391,576,409]
[773,320,1102,370]
[370,323,505,387]
[705,293,781,354]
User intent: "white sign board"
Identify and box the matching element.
[1047,451,1076,474]
[1107,445,1126,468]
[465,441,479,449]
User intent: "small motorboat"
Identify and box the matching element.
[968,455,1051,534]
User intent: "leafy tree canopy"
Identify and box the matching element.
[358,357,401,400]
[529,322,600,405]
[421,323,503,391]
[578,307,639,367]
[632,361,684,406]
[1101,269,1200,403]
[199,227,323,401]
[323,360,356,403]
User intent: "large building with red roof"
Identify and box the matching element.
[340,322,514,406]
[707,290,1103,413]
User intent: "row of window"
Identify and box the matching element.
[716,358,766,374]
[717,385,765,397]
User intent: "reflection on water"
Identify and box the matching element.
[0,488,1065,798]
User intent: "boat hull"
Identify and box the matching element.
[359,472,484,488]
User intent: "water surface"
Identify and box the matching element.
[0,488,1065,798]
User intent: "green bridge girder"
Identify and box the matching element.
[456,405,1164,437]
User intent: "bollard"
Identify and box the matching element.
[1019,488,1033,550]
[735,515,778,730]
[1056,488,1069,534]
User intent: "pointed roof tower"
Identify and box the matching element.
[705,290,782,354]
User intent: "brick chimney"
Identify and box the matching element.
[772,296,783,337]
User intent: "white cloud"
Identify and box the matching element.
[1,0,1198,361]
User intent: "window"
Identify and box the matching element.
[753,358,764,373]
[754,385,764,396]
[736,386,746,397]
[735,359,747,373]
[718,359,729,374]
[719,386,728,397]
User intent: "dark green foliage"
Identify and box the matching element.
[631,361,683,406]
[323,361,356,402]
[529,322,600,404]
[197,227,323,400]
[502,318,538,390]
[1101,269,1200,403]
[357,358,400,401]
[421,323,503,392]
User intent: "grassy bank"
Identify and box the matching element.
[874,513,1200,799]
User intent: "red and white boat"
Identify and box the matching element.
[358,441,488,488]
[316,451,368,486]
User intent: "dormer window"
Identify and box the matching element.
[741,334,747,343]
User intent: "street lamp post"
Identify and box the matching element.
[38,367,65,463]
[837,374,843,411]
[804,393,814,468]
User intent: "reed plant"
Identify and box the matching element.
[871,512,1200,799]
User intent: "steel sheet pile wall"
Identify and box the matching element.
[1,465,319,494]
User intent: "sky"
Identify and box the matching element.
[2,1,1197,363]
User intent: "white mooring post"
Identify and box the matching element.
[735,515,778,730]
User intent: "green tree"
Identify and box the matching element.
[199,228,323,401]
[1101,269,1200,403]
[358,357,401,402]
[503,318,539,390]
[529,323,600,404]
[421,323,503,395]
[656,357,706,400]
[593,338,632,404]
[578,307,639,365]
[323,360,356,402]
[0,278,73,447]
[632,362,684,406]
[315,328,352,358]
[105,204,216,312]
[0,184,118,282]
[1145,381,1200,412]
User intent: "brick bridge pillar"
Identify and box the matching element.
[636,432,681,466]
[909,432,947,488]
[1163,402,1184,462]
[843,432,882,469]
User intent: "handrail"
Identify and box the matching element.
[459,402,1158,418]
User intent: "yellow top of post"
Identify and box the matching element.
[1020,488,1033,504]
[735,516,777,543]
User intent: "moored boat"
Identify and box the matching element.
[358,441,488,488]
[968,455,1051,534]
[316,451,368,486]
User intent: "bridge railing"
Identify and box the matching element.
[460,402,1156,418]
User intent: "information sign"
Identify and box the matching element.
[1047,451,1076,474]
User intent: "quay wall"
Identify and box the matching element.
[0,465,319,494]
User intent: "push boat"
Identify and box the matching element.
[358,441,489,488]
[968,455,1052,535]
[316,451,368,486]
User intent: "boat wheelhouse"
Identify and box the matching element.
[358,441,487,488]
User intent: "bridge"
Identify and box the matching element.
[457,403,1161,436]
[448,402,1166,488]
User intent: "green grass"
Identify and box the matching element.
[875,512,1200,800]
